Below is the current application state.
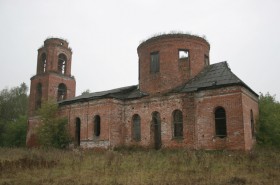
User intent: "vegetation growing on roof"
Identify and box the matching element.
[138,31,209,48]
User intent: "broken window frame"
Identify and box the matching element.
[41,53,47,73]
[178,49,189,60]
[57,83,67,101]
[173,110,183,138]
[215,107,227,138]
[58,53,67,74]
[150,52,159,74]
[132,114,141,142]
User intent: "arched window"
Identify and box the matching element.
[41,53,47,73]
[215,107,227,138]
[132,114,141,141]
[173,110,183,138]
[94,115,101,137]
[58,54,67,74]
[35,83,42,110]
[57,83,67,101]
[250,110,255,137]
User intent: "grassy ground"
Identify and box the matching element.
[0,147,279,185]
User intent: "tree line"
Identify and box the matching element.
[0,84,279,148]
[0,83,28,147]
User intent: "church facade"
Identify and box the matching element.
[27,34,259,150]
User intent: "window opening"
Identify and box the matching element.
[58,54,67,74]
[75,117,81,146]
[150,52,159,73]
[35,83,42,110]
[152,111,161,150]
[250,110,255,137]
[132,114,141,141]
[41,53,47,73]
[173,110,183,138]
[94,115,101,137]
[179,50,189,59]
[57,83,67,101]
[204,55,209,66]
[215,107,227,138]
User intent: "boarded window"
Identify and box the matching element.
[215,107,227,138]
[132,114,141,141]
[57,83,67,101]
[41,53,47,73]
[58,54,67,74]
[179,50,189,59]
[173,110,183,138]
[250,110,255,137]
[94,115,101,137]
[150,52,159,73]
[35,83,42,110]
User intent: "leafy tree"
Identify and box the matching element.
[2,115,27,147]
[257,93,280,147]
[0,83,28,121]
[36,101,70,148]
[0,83,28,147]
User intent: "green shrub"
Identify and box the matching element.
[36,101,70,148]
[257,93,280,147]
[2,115,27,147]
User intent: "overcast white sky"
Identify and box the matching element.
[0,0,279,100]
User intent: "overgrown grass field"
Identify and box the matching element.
[0,147,279,185]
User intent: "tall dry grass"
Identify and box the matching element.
[0,147,279,185]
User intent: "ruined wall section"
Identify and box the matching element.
[59,98,124,149]
[194,86,246,150]
[123,94,197,149]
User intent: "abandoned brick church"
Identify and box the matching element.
[27,33,259,150]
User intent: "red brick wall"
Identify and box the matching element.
[123,94,188,149]
[31,85,258,151]
[29,74,75,116]
[26,116,41,147]
[241,88,259,150]
[195,86,246,150]
[59,99,124,148]
[137,35,210,94]
[56,85,259,151]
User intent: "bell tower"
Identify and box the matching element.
[29,38,76,116]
